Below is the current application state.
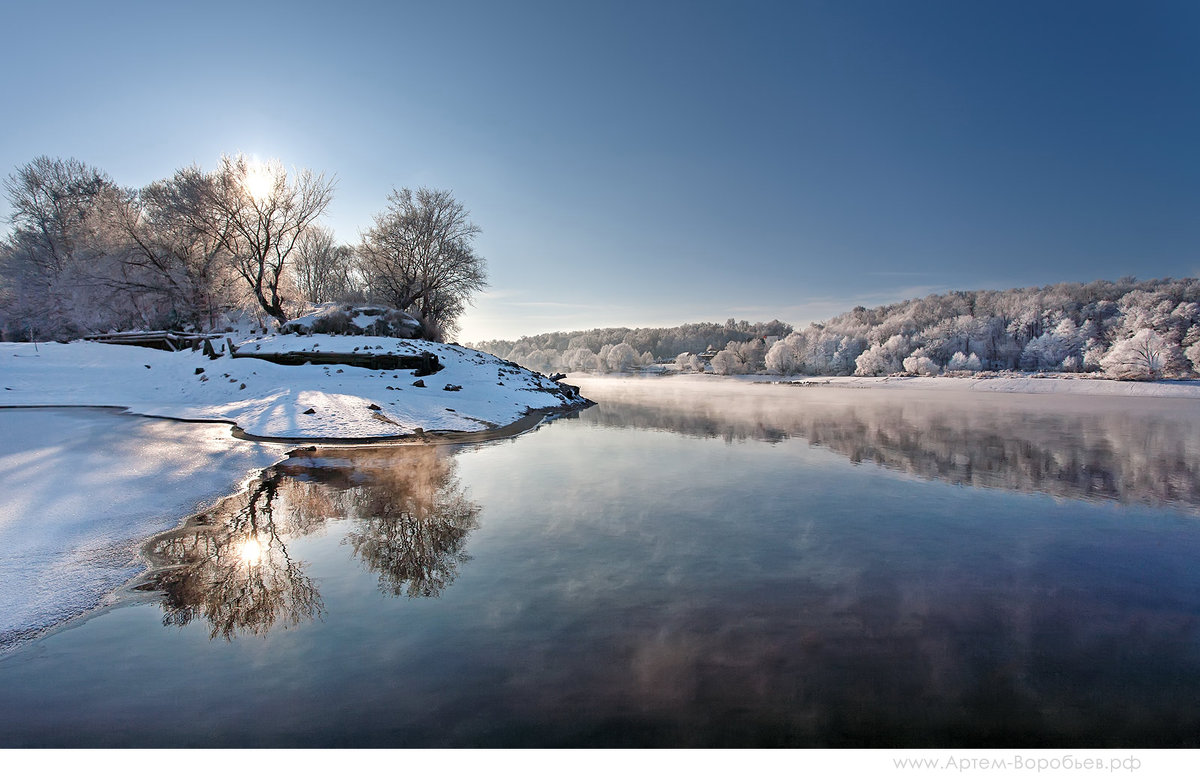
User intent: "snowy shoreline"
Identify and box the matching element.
[2,337,591,441]
[576,371,1200,399]
[0,407,286,653]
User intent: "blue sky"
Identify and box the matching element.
[2,0,1197,341]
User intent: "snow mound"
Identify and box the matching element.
[1,337,590,440]
[280,303,422,338]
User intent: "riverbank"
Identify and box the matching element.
[569,371,1200,399]
[2,337,590,439]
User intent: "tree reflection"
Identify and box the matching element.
[142,445,483,639]
[333,447,481,598]
[577,380,1200,510]
[146,477,323,640]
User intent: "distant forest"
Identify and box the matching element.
[471,278,1200,380]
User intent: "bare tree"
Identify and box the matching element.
[291,224,359,304]
[358,187,487,339]
[114,166,242,329]
[204,155,335,324]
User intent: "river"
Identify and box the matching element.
[1,376,1198,746]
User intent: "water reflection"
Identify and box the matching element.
[144,478,324,640]
[280,447,481,598]
[143,446,480,638]
[575,378,1200,510]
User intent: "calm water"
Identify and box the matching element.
[2,377,1199,747]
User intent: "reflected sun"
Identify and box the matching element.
[237,536,263,566]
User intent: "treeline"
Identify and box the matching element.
[0,156,485,341]
[765,278,1200,380]
[481,279,1200,380]
[470,319,793,374]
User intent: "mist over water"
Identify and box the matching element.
[573,376,1200,510]
[1,378,1199,746]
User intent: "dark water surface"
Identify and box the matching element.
[2,378,1199,747]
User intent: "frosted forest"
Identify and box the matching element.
[473,278,1200,382]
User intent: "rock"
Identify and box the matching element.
[412,379,425,388]
[144,364,151,369]
[303,408,316,415]
[443,384,462,392]
[194,367,205,375]
[238,383,246,390]
[368,403,381,411]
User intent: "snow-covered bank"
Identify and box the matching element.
[576,371,1200,399]
[0,408,284,651]
[1,337,589,440]
[751,373,1200,398]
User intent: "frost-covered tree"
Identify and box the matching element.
[710,349,743,375]
[903,348,940,376]
[563,347,601,372]
[522,348,559,374]
[606,342,638,372]
[766,338,799,374]
[1021,334,1067,371]
[358,187,486,339]
[117,166,243,330]
[1186,340,1200,374]
[729,338,766,373]
[202,156,335,325]
[292,225,359,304]
[946,351,983,372]
[854,335,910,376]
[0,157,125,338]
[674,352,704,372]
[1100,329,1184,379]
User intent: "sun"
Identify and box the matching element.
[241,160,276,202]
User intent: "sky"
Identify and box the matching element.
[1,0,1197,342]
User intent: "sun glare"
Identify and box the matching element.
[241,161,275,202]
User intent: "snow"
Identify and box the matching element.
[0,408,284,651]
[1,337,587,440]
[280,303,421,336]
